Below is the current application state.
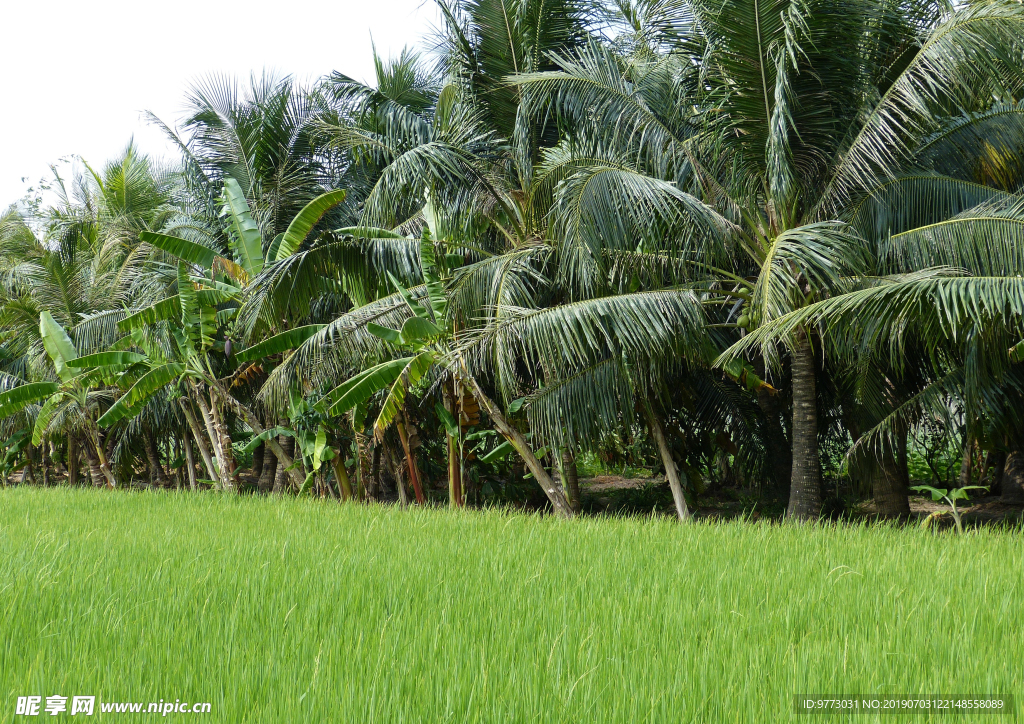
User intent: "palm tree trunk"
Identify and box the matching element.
[22,445,36,485]
[258,443,277,493]
[88,426,117,488]
[757,386,792,493]
[384,441,410,507]
[985,449,1006,495]
[366,437,381,501]
[179,399,219,482]
[173,438,183,489]
[560,449,582,514]
[644,407,691,521]
[183,435,198,491]
[273,435,295,494]
[253,442,265,480]
[1001,449,1024,504]
[447,431,463,507]
[81,429,116,488]
[41,437,51,487]
[445,387,463,508]
[456,366,573,518]
[67,434,79,486]
[787,329,822,520]
[83,445,103,487]
[105,433,117,470]
[95,450,116,488]
[396,416,425,505]
[871,432,911,518]
[143,424,171,487]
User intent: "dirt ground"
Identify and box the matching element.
[583,474,658,493]
[11,469,1024,525]
[580,474,1024,525]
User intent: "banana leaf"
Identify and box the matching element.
[324,358,413,415]
[0,382,60,418]
[235,325,326,363]
[98,363,184,427]
[31,393,63,445]
[70,351,146,368]
[40,312,79,382]
[374,350,436,433]
[275,190,347,261]
[221,178,264,277]
[139,231,218,269]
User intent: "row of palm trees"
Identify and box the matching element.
[3,0,1024,521]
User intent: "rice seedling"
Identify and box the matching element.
[1,488,1021,722]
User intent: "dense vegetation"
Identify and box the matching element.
[3,488,1022,721]
[3,0,1024,521]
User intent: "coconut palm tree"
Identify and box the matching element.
[0,146,179,486]
[248,1,778,517]
[514,0,1024,519]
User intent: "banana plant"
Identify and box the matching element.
[120,180,347,487]
[88,263,308,492]
[238,200,574,514]
[912,484,989,534]
[307,230,449,504]
[116,180,346,394]
[137,179,347,302]
[311,228,573,516]
[0,312,144,487]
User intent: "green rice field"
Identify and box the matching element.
[1,488,1022,722]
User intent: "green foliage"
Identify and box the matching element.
[70,351,146,368]
[31,394,63,446]
[911,484,990,534]
[0,431,29,478]
[276,190,348,260]
[478,440,514,464]
[323,358,412,415]
[240,426,294,454]
[372,349,434,433]
[39,312,79,382]
[4,489,1024,721]
[220,178,265,277]
[139,231,219,269]
[4,0,1024,526]
[119,289,235,332]
[97,363,184,427]
[235,325,326,363]
[0,383,59,418]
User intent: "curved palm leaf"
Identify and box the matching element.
[31,393,63,445]
[139,231,219,269]
[70,351,146,368]
[221,178,265,276]
[0,382,60,418]
[374,350,436,434]
[821,2,1024,212]
[98,363,185,427]
[234,325,326,363]
[323,357,413,415]
[275,190,348,261]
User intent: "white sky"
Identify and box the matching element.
[1,0,441,208]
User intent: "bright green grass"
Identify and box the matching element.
[1,488,1022,722]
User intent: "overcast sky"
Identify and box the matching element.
[1,0,441,208]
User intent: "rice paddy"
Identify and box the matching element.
[1,487,1022,722]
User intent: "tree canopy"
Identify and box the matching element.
[4,0,1024,522]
